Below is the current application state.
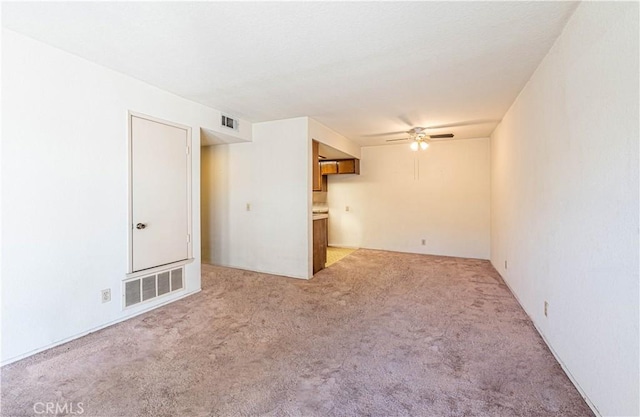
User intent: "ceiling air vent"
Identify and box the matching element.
[221,114,239,131]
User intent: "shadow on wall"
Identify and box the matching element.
[201,144,231,265]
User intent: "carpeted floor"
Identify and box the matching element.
[1,249,592,416]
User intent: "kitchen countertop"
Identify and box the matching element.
[313,213,328,220]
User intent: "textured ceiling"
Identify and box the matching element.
[2,1,578,146]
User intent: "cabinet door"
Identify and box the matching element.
[320,161,338,175]
[337,159,355,174]
[312,140,323,191]
[313,218,328,274]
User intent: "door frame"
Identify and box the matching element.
[127,111,193,275]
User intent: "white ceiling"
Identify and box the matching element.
[2,1,578,146]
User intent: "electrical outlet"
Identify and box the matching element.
[544,301,549,317]
[345,206,350,212]
[246,203,251,211]
[101,289,111,303]
[504,260,508,269]
[421,239,426,245]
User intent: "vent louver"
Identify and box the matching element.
[171,268,183,291]
[125,280,141,307]
[142,276,156,301]
[221,114,238,131]
[124,267,185,308]
[157,271,170,296]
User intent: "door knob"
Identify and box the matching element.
[136,223,147,230]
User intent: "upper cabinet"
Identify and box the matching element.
[312,140,322,191]
[320,158,360,175]
[320,160,337,175]
[313,140,360,192]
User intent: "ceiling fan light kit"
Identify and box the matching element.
[410,138,429,151]
[410,130,430,151]
[383,126,454,150]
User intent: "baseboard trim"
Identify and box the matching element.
[1,288,201,367]
[202,261,309,280]
[357,246,490,261]
[327,244,360,249]
[493,265,601,417]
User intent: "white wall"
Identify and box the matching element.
[309,118,361,160]
[490,3,639,416]
[202,117,310,279]
[1,29,249,364]
[328,139,490,259]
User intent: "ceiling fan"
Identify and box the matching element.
[385,127,454,151]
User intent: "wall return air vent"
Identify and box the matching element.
[124,267,184,308]
[221,114,239,131]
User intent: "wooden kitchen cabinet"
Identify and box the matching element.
[320,158,360,175]
[313,217,328,274]
[337,159,359,174]
[312,140,322,191]
[320,160,338,175]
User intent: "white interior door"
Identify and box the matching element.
[131,115,190,272]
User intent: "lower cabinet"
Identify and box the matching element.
[313,217,328,274]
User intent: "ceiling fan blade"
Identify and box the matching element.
[386,137,410,142]
[397,115,415,127]
[369,119,499,140]
[363,131,407,138]
[420,119,500,130]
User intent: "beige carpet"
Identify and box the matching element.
[325,246,357,267]
[1,249,592,416]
